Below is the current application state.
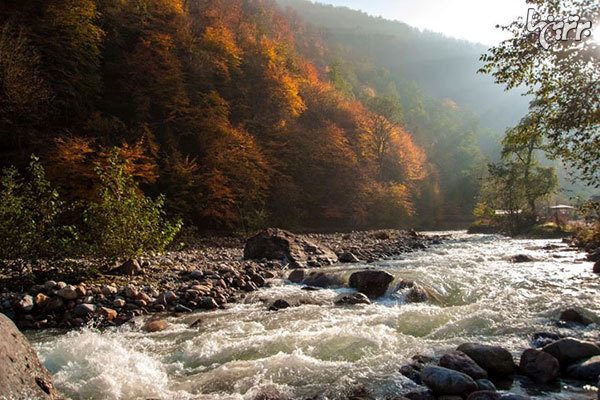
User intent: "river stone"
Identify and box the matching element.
[439,350,488,379]
[456,343,515,376]
[114,258,142,275]
[467,392,501,400]
[476,379,496,391]
[422,365,478,395]
[400,364,422,384]
[269,299,290,311]
[303,271,343,288]
[594,260,600,273]
[57,285,78,300]
[348,270,394,298]
[98,307,117,321]
[243,228,338,265]
[34,293,49,307]
[559,308,593,325]
[113,297,126,308]
[339,251,360,263]
[143,319,168,332]
[542,338,600,366]
[499,395,531,400]
[518,348,559,383]
[45,297,64,312]
[287,269,306,284]
[401,389,435,400]
[511,254,534,263]
[0,313,62,399]
[566,355,600,381]
[73,303,96,317]
[101,285,117,296]
[14,295,34,312]
[334,292,371,306]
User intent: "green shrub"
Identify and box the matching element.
[83,149,182,258]
[0,156,76,266]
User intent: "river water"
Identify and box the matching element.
[28,232,600,400]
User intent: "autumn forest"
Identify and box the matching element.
[0,0,494,233]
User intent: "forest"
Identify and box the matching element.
[0,0,504,238]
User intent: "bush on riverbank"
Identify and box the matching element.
[0,152,181,278]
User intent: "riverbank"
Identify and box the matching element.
[0,229,443,331]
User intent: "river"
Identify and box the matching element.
[27,232,600,400]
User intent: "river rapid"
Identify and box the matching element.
[28,232,600,400]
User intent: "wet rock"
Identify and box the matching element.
[175,304,192,313]
[143,319,168,332]
[201,297,219,310]
[401,389,435,400]
[334,292,371,306]
[456,343,515,376]
[339,251,360,263]
[0,313,62,399]
[467,392,501,400]
[98,307,117,321]
[511,255,534,263]
[499,395,530,400]
[303,271,343,288]
[518,348,559,383]
[559,308,593,325]
[243,228,338,265]
[542,338,600,366]
[301,286,320,291]
[57,285,78,300]
[73,303,96,317]
[566,355,600,381]
[400,364,422,384]
[475,379,496,391]
[421,365,478,395]
[14,295,34,312]
[189,318,203,328]
[531,332,561,348]
[288,269,306,283]
[269,299,290,311]
[594,260,600,273]
[439,350,488,379]
[348,270,394,298]
[405,286,429,303]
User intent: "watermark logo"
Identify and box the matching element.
[525,8,593,50]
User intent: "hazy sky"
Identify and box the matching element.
[313,0,530,45]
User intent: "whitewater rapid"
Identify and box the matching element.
[28,232,600,399]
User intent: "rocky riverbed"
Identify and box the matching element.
[0,229,443,331]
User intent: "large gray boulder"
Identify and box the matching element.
[243,228,338,265]
[542,338,600,366]
[421,365,478,396]
[566,355,600,381]
[456,343,516,376]
[348,270,394,298]
[518,348,559,383]
[439,350,488,379]
[0,313,62,399]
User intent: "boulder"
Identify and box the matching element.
[405,286,429,303]
[142,319,168,332]
[566,355,600,381]
[475,379,496,391]
[559,308,593,325]
[72,303,96,317]
[439,350,488,379]
[339,251,360,263]
[467,392,501,400]
[542,338,600,366]
[511,255,534,263]
[421,365,478,395]
[518,348,559,383]
[348,270,394,298]
[269,299,290,311]
[334,292,371,306]
[303,272,343,288]
[0,313,62,399]
[531,331,561,348]
[456,343,515,376]
[400,364,422,384]
[243,228,338,265]
[287,269,306,284]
